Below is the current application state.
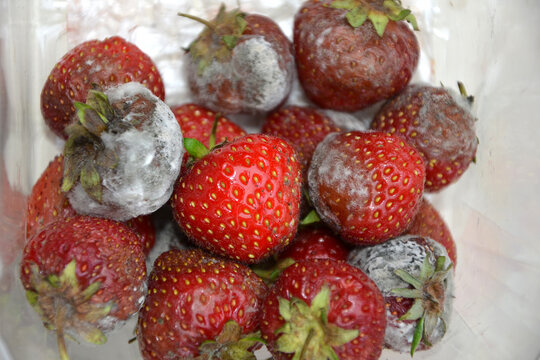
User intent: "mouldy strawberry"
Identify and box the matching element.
[293,0,420,111]
[20,216,147,360]
[348,234,454,355]
[180,5,295,114]
[61,82,184,222]
[308,131,425,245]
[371,82,478,192]
[41,36,165,139]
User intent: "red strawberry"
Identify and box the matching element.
[252,225,349,282]
[279,225,349,263]
[371,83,478,192]
[173,103,246,146]
[348,235,454,355]
[405,198,457,266]
[181,5,294,114]
[26,154,156,255]
[171,134,302,263]
[26,155,77,240]
[41,36,165,139]
[293,0,419,111]
[124,215,156,256]
[136,248,267,359]
[172,103,247,169]
[308,131,425,245]
[260,259,386,360]
[261,105,343,180]
[20,216,147,359]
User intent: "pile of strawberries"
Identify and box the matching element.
[20,1,478,359]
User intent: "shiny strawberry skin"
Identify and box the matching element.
[20,216,147,322]
[26,155,77,240]
[172,103,247,169]
[405,198,457,266]
[278,225,349,263]
[171,134,302,263]
[260,259,386,360]
[293,0,419,111]
[41,36,165,139]
[136,248,267,359]
[308,131,425,245]
[172,103,247,146]
[371,84,478,192]
[124,215,156,256]
[261,105,343,180]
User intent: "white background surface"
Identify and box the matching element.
[1,0,540,359]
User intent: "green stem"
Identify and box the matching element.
[56,306,70,360]
[299,328,315,360]
[208,113,220,150]
[178,12,216,32]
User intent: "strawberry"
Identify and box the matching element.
[348,234,454,355]
[252,225,349,282]
[124,215,156,256]
[136,248,267,359]
[180,5,294,114]
[260,259,386,360]
[26,155,77,240]
[41,36,165,139]
[26,154,157,255]
[406,198,457,266]
[172,103,246,146]
[280,225,349,263]
[171,134,302,263]
[293,0,419,111]
[261,105,343,181]
[172,103,247,169]
[60,83,183,221]
[20,216,147,359]
[371,82,478,192]
[308,131,425,245]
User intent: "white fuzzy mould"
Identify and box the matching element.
[397,83,477,162]
[348,235,454,353]
[68,83,184,221]
[187,36,293,114]
[308,133,369,230]
[322,109,368,131]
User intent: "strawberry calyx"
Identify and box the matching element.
[183,112,225,162]
[252,257,296,283]
[329,0,419,36]
[179,5,248,73]
[457,81,475,106]
[193,321,264,360]
[62,89,120,203]
[25,260,112,360]
[300,209,321,226]
[275,285,359,360]
[391,255,453,356]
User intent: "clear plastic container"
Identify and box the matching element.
[1,0,539,359]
